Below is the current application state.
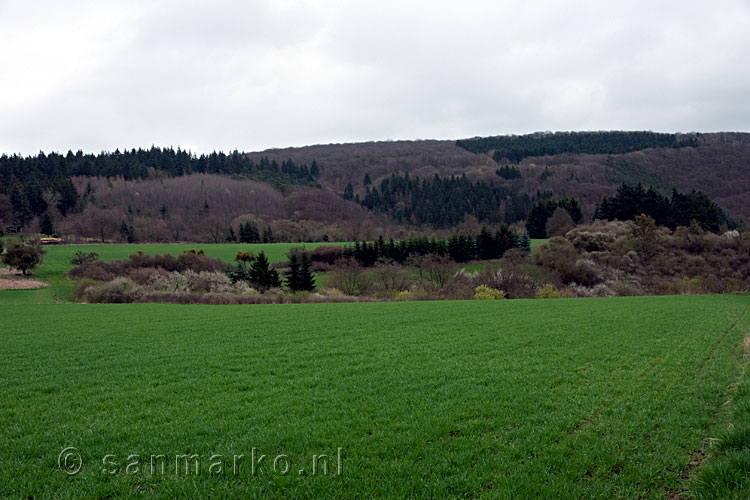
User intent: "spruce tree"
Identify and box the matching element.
[285,253,301,291]
[343,182,354,200]
[40,213,53,235]
[248,252,280,291]
[297,252,316,291]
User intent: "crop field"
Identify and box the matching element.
[1,295,748,498]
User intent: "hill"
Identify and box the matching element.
[1,132,748,242]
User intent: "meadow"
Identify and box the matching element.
[1,295,748,498]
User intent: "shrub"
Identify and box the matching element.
[309,246,345,266]
[536,283,563,299]
[329,259,371,296]
[474,285,506,300]
[471,266,540,299]
[2,241,45,275]
[67,260,127,281]
[72,278,101,301]
[71,251,99,266]
[82,277,140,303]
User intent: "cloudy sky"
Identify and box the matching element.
[1,0,749,155]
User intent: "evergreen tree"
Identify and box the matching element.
[248,252,280,291]
[262,226,273,243]
[239,221,260,243]
[476,227,497,260]
[40,212,54,235]
[363,173,372,186]
[343,182,354,201]
[226,226,237,242]
[119,220,135,243]
[297,252,316,291]
[285,252,301,291]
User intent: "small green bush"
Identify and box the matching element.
[473,285,506,300]
[536,283,563,299]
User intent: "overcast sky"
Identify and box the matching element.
[1,0,749,155]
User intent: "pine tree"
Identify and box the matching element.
[476,227,497,260]
[363,173,372,186]
[343,182,354,200]
[226,226,237,242]
[248,252,280,291]
[262,226,273,243]
[297,252,316,291]
[285,253,301,291]
[40,212,53,235]
[119,220,135,243]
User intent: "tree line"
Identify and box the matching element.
[525,198,584,238]
[344,227,527,266]
[358,173,543,228]
[0,148,321,228]
[594,183,736,232]
[456,131,697,162]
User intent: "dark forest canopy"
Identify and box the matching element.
[359,173,547,228]
[0,148,320,226]
[456,131,698,162]
[594,183,736,232]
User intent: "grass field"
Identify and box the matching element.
[1,295,748,498]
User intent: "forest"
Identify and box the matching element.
[358,173,543,227]
[0,148,320,227]
[594,183,736,232]
[456,131,698,162]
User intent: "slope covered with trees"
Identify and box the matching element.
[456,131,697,162]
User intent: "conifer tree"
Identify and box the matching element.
[40,212,53,235]
[248,251,280,291]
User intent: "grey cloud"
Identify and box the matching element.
[1,0,748,155]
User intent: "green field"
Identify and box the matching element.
[1,295,748,498]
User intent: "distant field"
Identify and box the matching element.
[0,242,345,303]
[1,295,748,498]
[0,239,548,304]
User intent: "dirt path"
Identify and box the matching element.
[0,267,49,290]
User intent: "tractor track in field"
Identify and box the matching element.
[697,306,748,372]
[662,307,750,499]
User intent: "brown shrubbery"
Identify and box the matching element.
[534,219,750,295]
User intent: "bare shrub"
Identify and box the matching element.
[546,206,576,237]
[308,246,345,266]
[328,259,372,296]
[418,254,453,295]
[67,260,128,281]
[469,265,539,299]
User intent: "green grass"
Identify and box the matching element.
[1,295,748,498]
